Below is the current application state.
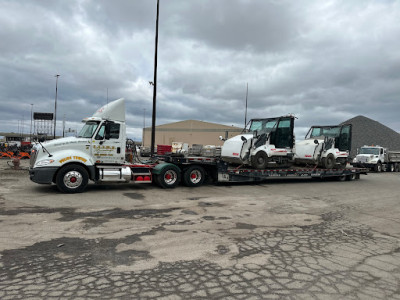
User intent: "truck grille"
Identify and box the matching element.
[357,156,369,163]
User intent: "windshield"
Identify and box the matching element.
[78,121,99,138]
[360,148,380,155]
[249,119,277,133]
[309,126,340,138]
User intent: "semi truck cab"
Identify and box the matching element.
[29,98,128,192]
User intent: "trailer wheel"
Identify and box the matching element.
[395,164,400,172]
[346,173,356,181]
[323,154,335,169]
[56,164,89,193]
[374,162,382,172]
[183,166,205,187]
[157,165,181,188]
[251,151,268,169]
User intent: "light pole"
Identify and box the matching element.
[30,104,33,142]
[150,0,160,157]
[143,108,146,147]
[54,74,60,139]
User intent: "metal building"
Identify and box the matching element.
[142,120,242,147]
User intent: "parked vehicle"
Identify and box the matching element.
[294,124,352,169]
[351,145,400,172]
[29,99,366,193]
[221,116,295,169]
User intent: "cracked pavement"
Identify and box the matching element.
[0,160,399,299]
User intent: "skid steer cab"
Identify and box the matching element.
[221,116,295,169]
[294,124,352,169]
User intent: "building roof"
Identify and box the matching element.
[145,120,242,131]
[340,115,400,157]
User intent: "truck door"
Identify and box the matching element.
[274,117,294,149]
[92,121,124,164]
[338,124,352,152]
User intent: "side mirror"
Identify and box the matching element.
[314,139,319,144]
[241,136,247,143]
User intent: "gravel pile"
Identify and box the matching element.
[340,115,400,158]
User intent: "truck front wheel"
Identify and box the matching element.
[374,162,382,172]
[323,154,335,169]
[56,164,89,193]
[251,151,268,169]
[183,165,205,187]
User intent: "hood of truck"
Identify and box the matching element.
[41,136,90,150]
[221,134,254,159]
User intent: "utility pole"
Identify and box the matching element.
[244,82,248,128]
[150,0,160,157]
[54,74,60,139]
[30,104,33,142]
[143,108,146,147]
[63,114,66,137]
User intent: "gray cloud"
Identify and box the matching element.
[0,0,400,142]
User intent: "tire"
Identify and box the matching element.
[395,164,400,172]
[156,165,181,189]
[183,165,206,187]
[387,164,395,172]
[374,162,382,172]
[56,164,89,193]
[251,151,269,169]
[323,154,335,169]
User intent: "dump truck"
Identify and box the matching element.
[29,99,366,193]
[351,145,400,172]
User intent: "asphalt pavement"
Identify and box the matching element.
[0,159,399,299]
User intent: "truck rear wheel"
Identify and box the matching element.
[395,164,400,172]
[183,166,205,187]
[56,164,89,193]
[156,165,181,188]
[251,151,268,169]
[387,164,395,172]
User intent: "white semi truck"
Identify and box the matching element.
[294,124,352,169]
[29,99,366,193]
[351,145,400,172]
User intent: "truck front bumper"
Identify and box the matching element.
[351,163,375,169]
[29,167,59,184]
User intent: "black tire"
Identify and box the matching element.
[323,154,335,169]
[345,173,356,181]
[251,151,269,169]
[183,165,206,187]
[56,164,89,193]
[374,162,382,172]
[387,164,395,172]
[156,165,181,189]
[395,164,400,172]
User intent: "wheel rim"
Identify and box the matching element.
[164,170,177,185]
[189,170,202,184]
[63,171,83,189]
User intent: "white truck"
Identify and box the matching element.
[351,145,400,172]
[221,116,295,169]
[294,124,352,169]
[29,99,366,193]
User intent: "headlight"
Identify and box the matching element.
[36,159,55,167]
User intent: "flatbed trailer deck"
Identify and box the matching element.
[136,155,369,188]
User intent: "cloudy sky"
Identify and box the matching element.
[1,0,400,141]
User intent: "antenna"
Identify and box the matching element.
[244,82,248,128]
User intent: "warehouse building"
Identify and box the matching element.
[142,120,242,147]
[340,115,400,158]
